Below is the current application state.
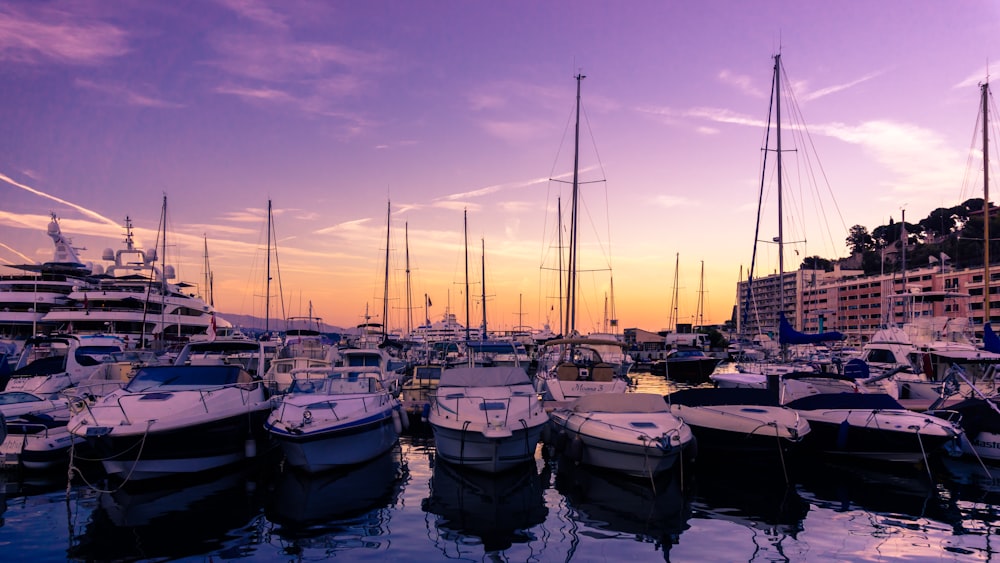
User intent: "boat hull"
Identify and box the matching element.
[81,409,271,480]
[433,423,544,473]
[548,410,692,478]
[267,412,400,472]
[795,410,959,463]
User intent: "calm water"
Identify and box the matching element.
[1,368,999,562]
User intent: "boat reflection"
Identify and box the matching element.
[69,465,266,561]
[264,447,407,555]
[422,457,547,553]
[554,461,689,560]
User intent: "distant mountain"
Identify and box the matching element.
[216,312,347,335]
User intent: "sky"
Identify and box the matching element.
[2,1,1000,335]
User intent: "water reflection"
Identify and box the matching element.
[422,457,547,554]
[70,465,266,561]
[554,462,689,561]
[264,447,408,556]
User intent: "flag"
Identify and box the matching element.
[208,314,217,341]
[83,293,89,315]
[426,295,432,307]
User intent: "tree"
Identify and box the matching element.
[845,224,875,255]
[800,255,833,271]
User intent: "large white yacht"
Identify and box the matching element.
[41,216,229,349]
[0,214,93,352]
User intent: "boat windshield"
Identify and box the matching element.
[126,365,251,391]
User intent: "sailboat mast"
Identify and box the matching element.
[265,199,272,336]
[481,238,487,339]
[984,81,991,324]
[383,200,391,342]
[464,208,470,341]
[557,196,564,335]
[697,260,705,329]
[774,55,785,322]
[566,73,585,336]
[405,222,412,336]
[669,253,679,332]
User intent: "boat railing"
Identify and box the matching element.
[78,381,263,425]
[432,389,539,425]
[292,392,392,422]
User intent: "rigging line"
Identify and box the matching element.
[780,65,845,254]
[580,102,615,269]
[959,98,984,204]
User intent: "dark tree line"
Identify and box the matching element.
[801,198,997,275]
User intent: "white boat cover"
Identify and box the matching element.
[438,366,532,387]
[570,392,670,413]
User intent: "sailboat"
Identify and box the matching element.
[534,74,632,402]
[712,54,845,390]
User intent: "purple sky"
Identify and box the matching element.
[2,1,999,333]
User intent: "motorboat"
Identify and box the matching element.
[399,363,443,430]
[339,346,407,395]
[67,343,272,480]
[547,392,694,479]
[534,336,632,402]
[650,348,721,385]
[263,329,339,393]
[925,365,1000,465]
[665,387,810,457]
[428,365,547,472]
[0,390,83,470]
[265,366,404,472]
[783,389,962,463]
[4,334,127,397]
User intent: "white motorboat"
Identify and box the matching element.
[428,365,547,473]
[67,340,272,480]
[339,346,407,395]
[534,336,632,402]
[547,392,694,479]
[5,334,127,397]
[263,330,338,393]
[665,387,810,457]
[266,366,404,472]
[0,390,83,470]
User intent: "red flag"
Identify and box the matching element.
[83,293,89,315]
[209,314,217,341]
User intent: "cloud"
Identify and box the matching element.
[718,69,766,98]
[214,0,288,30]
[653,195,696,208]
[0,5,128,65]
[75,78,183,108]
[0,172,119,226]
[314,218,372,235]
[800,70,884,102]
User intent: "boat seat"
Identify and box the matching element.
[591,363,615,382]
[556,364,578,381]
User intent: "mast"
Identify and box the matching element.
[481,238,487,339]
[405,222,412,336]
[774,54,786,326]
[566,73,585,336]
[557,196,564,335]
[984,81,991,325]
[697,260,705,329]
[383,200,391,342]
[669,252,679,332]
[265,199,273,335]
[464,208,470,341]
[203,235,212,307]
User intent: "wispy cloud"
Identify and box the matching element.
[653,195,696,208]
[718,69,766,98]
[75,78,183,108]
[0,5,128,65]
[800,70,884,102]
[214,0,289,31]
[314,218,371,235]
[0,172,119,226]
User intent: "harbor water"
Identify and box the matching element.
[1,368,998,562]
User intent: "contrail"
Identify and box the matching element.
[0,172,119,227]
[0,241,35,263]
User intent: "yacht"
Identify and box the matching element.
[41,216,228,349]
[0,214,93,349]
